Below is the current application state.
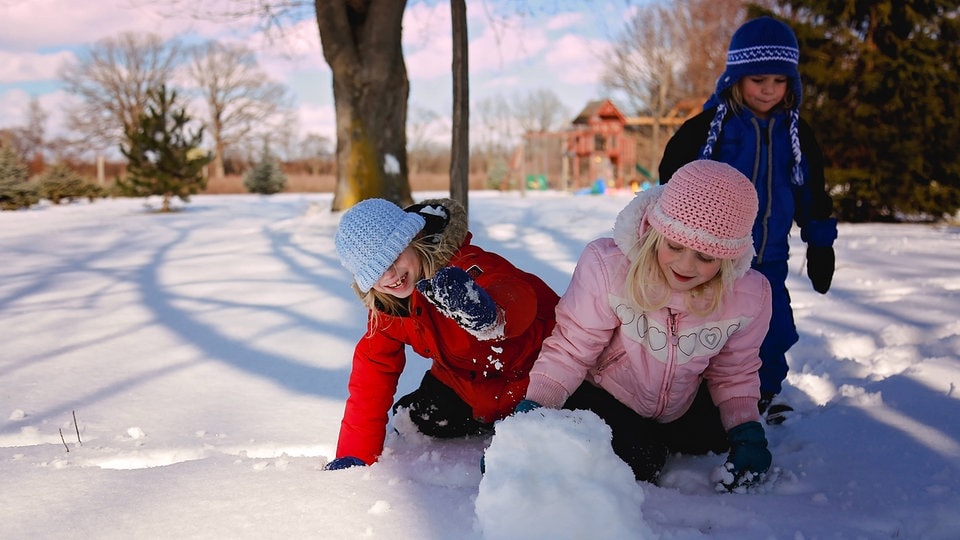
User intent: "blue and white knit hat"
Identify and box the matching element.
[701,16,805,186]
[335,198,426,293]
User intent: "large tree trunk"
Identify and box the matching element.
[316,0,413,212]
[450,0,469,219]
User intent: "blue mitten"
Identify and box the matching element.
[514,399,542,414]
[417,267,498,333]
[324,456,366,471]
[718,421,771,492]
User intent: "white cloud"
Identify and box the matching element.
[544,34,612,85]
[0,0,196,50]
[0,87,73,135]
[404,2,454,47]
[297,102,336,140]
[0,50,75,84]
[0,0,617,147]
[545,12,583,32]
[0,88,32,127]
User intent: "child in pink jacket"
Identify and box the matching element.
[519,160,773,491]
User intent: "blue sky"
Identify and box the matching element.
[0,0,634,147]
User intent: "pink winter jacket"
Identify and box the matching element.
[526,235,772,431]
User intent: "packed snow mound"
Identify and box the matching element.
[476,408,656,540]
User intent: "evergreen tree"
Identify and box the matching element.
[0,146,38,211]
[243,141,287,195]
[119,85,211,212]
[768,1,960,221]
[37,164,102,205]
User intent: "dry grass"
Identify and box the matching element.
[202,172,491,194]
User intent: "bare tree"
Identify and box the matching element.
[601,1,681,172]
[674,0,746,100]
[474,95,516,158]
[513,88,569,133]
[0,97,48,167]
[601,0,748,172]
[155,0,414,210]
[187,41,294,178]
[157,0,567,213]
[60,32,182,152]
[22,98,48,162]
[407,106,448,174]
[295,132,334,175]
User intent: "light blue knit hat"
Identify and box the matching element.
[335,198,426,293]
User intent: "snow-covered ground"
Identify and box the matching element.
[2,191,958,539]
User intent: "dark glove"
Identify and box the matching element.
[806,245,835,294]
[718,421,771,492]
[324,456,366,471]
[801,218,838,295]
[417,267,498,332]
[514,399,542,414]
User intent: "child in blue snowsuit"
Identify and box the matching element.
[659,16,838,421]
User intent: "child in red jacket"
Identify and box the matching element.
[325,197,559,470]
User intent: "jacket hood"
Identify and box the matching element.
[406,197,468,268]
[613,185,664,258]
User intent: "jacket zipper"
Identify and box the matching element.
[750,117,775,264]
[654,310,680,418]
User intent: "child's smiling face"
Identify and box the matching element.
[656,239,722,293]
[373,246,422,298]
[739,75,788,119]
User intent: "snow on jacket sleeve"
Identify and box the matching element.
[334,314,407,465]
[703,269,773,430]
[449,243,545,341]
[425,242,558,422]
[526,239,621,408]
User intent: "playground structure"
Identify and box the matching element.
[504,97,704,193]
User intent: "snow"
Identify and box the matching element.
[2,191,959,539]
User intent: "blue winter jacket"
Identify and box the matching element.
[659,106,835,264]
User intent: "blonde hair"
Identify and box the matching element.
[624,228,737,317]
[728,79,796,115]
[354,231,459,332]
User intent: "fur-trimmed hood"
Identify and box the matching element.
[406,197,469,269]
[612,185,664,259]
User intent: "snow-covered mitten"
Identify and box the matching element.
[417,267,498,334]
[324,456,366,471]
[718,421,771,492]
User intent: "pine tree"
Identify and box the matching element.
[119,85,211,212]
[243,141,287,195]
[0,146,38,211]
[769,1,960,221]
[37,164,101,205]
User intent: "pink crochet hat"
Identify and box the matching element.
[648,160,758,261]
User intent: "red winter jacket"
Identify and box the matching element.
[335,200,559,465]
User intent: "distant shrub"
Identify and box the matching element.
[486,156,508,190]
[0,146,39,210]
[244,155,287,195]
[37,164,106,204]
